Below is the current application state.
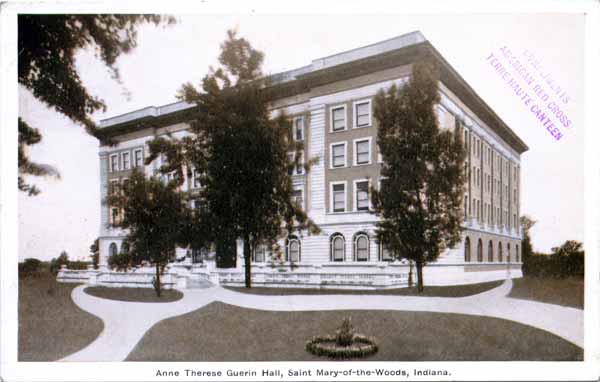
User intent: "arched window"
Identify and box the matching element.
[254,244,267,263]
[288,236,301,262]
[477,239,483,262]
[109,242,118,257]
[354,233,369,262]
[507,243,511,263]
[378,242,393,261]
[464,237,471,262]
[330,233,345,262]
[120,242,129,255]
[498,242,503,262]
[487,240,493,262]
[516,244,520,262]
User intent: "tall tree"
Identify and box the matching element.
[107,170,187,297]
[147,30,320,287]
[371,57,466,292]
[519,215,536,276]
[18,14,174,195]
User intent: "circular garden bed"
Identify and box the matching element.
[306,318,378,359]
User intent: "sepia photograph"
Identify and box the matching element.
[2,2,598,381]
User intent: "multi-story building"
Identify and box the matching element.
[95,31,528,289]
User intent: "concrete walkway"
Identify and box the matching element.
[60,279,583,361]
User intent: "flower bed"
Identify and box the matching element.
[305,318,378,359]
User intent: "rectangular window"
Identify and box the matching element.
[111,208,119,225]
[331,105,346,132]
[331,143,346,168]
[121,152,130,170]
[355,180,369,211]
[122,178,129,194]
[193,169,202,188]
[294,117,304,141]
[331,183,346,213]
[134,149,143,167]
[288,151,305,175]
[110,154,119,172]
[354,138,371,165]
[354,100,371,128]
[292,188,304,209]
[109,180,119,195]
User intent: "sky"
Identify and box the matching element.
[17,13,585,261]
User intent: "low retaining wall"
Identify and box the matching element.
[56,262,523,290]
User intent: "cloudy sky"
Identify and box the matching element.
[17,13,584,261]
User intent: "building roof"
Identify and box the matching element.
[97,31,528,153]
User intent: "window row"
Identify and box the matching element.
[330,99,372,132]
[109,148,144,172]
[464,237,520,263]
[330,180,370,213]
[251,233,394,263]
[330,137,378,169]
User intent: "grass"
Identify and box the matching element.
[84,286,183,303]
[224,280,503,297]
[19,272,104,361]
[127,302,582,361]
[508,277,584,309]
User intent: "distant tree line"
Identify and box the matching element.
[520,216,583,279]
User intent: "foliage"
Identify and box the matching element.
[146,30,320,287]
[49,251,70,275]
[107,169,187,296]
[89,238,100,269]
[520,215,536,276]
[19,258,42,278]
[108,251,132,272]
[371,56,466,292]
[306,318,378,359]
[18,14,175,195]
[525,240,584,279]
[335,318,354,347]
[67,261,90,270]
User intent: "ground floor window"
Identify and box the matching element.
[288,236,301,262]
[516,244,520,262]
[330,233,345,262]
[477,239,483,262]
[507,243,511,263]
[464,237,471,262]
[487,240,493,262]
[109,242,118,257]
[354,233,369,261]
[254,244,267,263]
[498,242,503,262]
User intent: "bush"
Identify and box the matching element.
[525,252,584,279]
[68,261,90,270]
[49,251,69,275]
[19,258,42,278]
[108,251,132,271]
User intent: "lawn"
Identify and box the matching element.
[19,272,104,361]
[85,286,183,303]
[508,277,583,309]
[224,280,503,297]
[127,302,582,361]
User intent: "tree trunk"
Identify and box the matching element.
[155,262,162,297]
[408,260,414,288]
[416,261,424,293]
[243,236,252,288]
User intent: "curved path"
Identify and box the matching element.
[60,279,583,361]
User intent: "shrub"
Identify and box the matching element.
[524,252,584,279]
[108,251,132,271]
[68,261,90,270]
[49,251,69,275]
[19,258,41,278]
